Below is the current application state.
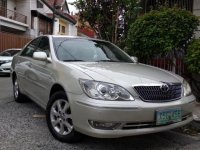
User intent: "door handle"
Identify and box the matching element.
[27,63,32,68]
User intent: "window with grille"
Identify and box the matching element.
[0,0,7,17]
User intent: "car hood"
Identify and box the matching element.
[68,62,183,85]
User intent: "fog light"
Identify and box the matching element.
[89,120,121,130]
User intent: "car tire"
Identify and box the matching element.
[46,91,83,143]
[13,77,26,103]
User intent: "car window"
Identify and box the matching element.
[0,50,20,56]
[36,37,50,57]
[21,38,41,57]
[0,51,10,56]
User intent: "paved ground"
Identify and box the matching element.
[0,76,200,150]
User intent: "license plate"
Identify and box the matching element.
[156,108,182,125]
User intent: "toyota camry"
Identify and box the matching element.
[11,35,195,143]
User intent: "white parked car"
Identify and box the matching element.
[0,49,21,74]
[11,35,195,143]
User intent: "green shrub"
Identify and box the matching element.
[186,40,200,74]
[127,8,199,61]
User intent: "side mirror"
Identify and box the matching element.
[131,56,138,63]
[33,52,47,61]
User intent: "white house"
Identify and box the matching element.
[0,0,29,34]
[0,0,77,37]
[35,0,77,37]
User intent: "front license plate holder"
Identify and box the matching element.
[156,108,182,125]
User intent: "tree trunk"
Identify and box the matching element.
[114,7,120,44]
[172,49,177,73]
[172,57,176,73]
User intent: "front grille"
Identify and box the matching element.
[134,83,182,102]
[122,114,191,130]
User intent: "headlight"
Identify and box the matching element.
[3,60,12,63]
[79,79,134,101]
[183,80,192,97]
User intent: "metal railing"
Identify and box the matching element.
[0,6,27,24]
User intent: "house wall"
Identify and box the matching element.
[7,0,16,11]
[69,23,77,36]
[58,19,69,35]
[193,0,200,38]
[54,18,77,36]
[16,0,31,25]
[6,0,16,20]
[15,0,32,36]
[53,18,60,35]
[30,17,39,37]
[28,0,52,13]
[193,0,200,16]
[30,0,37,10]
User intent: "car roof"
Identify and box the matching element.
[43,35,108,43]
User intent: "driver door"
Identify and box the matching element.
[27,37,54,106]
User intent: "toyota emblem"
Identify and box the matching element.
[160,84,169,92]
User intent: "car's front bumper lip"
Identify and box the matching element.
[69,93,195,138]
[77,116,193,138]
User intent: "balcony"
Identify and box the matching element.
[0,6,27,24]
[0,6,28,32]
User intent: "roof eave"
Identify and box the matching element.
[41,0,77,24]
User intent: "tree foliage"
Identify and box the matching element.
[73,0,141,45]
[127,8,199,61]
[186,39,200,74]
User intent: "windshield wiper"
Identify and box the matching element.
[96,60,119,62]
[63,60,85,62]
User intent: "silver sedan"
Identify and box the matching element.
[0,49,21,74]
[11,35,195,143]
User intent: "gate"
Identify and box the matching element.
[0,31,32,52]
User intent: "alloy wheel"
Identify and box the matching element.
[50,99,73,136]
[14,80,19,99]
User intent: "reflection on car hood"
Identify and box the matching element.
[68,62,183,85]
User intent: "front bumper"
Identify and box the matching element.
[0,68,11,74]
[69,93,195,138]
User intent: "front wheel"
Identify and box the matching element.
[46,91,82,143]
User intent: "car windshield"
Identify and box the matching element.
[0,50,20,56]
[53,38,133,63]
